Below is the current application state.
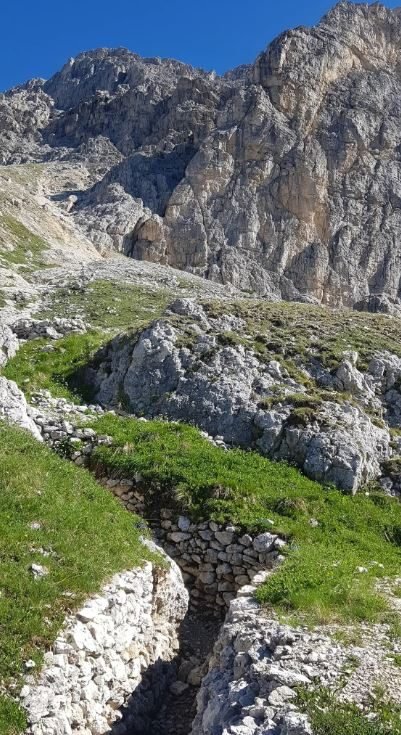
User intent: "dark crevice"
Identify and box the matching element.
[109,607,222,735]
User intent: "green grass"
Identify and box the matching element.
[2,278,175,402]
[0,215,49,270]
[298,687,401,734]
[0,422,155,734]
[2,332,108,403]
[2,281,176,402]
[0,697,27,735]
[202,299,401,371]
[256,390,348,421]
[37,279,172,330]
[88,413,401,626]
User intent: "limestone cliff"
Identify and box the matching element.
[3,2,401,309]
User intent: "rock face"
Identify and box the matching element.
[0,325,18,366]
[3,4,401,308]
[22,546,189,735]
[12,317,86,341]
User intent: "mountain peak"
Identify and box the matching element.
[1,3,401,311]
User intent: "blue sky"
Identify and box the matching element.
[1,0,399,91]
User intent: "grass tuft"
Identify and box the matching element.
[2,332,107,403]
[202,299,401,371]
[297,687,401,734]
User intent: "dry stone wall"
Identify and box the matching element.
[105,484,286,611]
[21,544,188,735]
[27,394,286,611]
[191,591,316,735]
[191,580,401,735]
[156,512,285,611]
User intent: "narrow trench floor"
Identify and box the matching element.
[143,609,222,735]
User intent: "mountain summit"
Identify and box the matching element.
[2,2,401,311]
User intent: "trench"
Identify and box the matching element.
[114,608,222,735]
[104,520,226,735]
[107,502,227,735]
[34,425,281,735]
[97,475,279,735]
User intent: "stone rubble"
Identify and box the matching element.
[191,586,401,735]
[12,316,87,341]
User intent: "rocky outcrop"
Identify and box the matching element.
[0,80,53,164]
[4,4,401,308]
[91,300,392,493]
[0,324,18,366]
[0,376,42,440]
[22,546,188,735]
[12,317,86,341]
[191,586,401,735]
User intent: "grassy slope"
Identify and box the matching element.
[297,687,401,735]
[0,423,155,734]
[37,279,172,330]
[0,215,50,270]
[6,289,400,406]
[89,414,401,626]
[3,332,108,402]
[2,280,172,402]
[202,299,401,371]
